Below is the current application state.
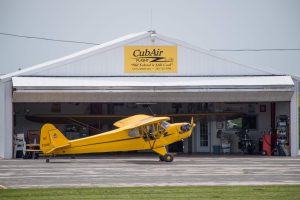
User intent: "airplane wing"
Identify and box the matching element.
[114,114,170,130]
[113,114,151,128]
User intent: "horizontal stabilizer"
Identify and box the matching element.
[45,144,70,154]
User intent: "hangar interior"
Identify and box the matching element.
[13,101,290,156]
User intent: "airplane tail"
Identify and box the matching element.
[40,123,70,154]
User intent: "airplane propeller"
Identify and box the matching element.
[191,117,195,127]
[180,117,195,133]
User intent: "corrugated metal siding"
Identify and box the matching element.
[177,46,269,76]
[30,37,271,77]
[34,47,124,76]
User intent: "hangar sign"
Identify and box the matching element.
[124,46,177,73]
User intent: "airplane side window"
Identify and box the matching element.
[128,128,140,137]
[157,123,164,132]
[148,125,155,140]
[148,125,154,133]
[140,126,148,140]
[140,126,152,141]
[154,124,158,132]
[138,127,144,136]
[140,124,166,141]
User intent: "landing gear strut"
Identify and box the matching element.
[159,153,174,162]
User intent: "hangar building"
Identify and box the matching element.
[0,31,298,158]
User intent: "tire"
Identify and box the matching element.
[159,155,165,161]
[164,153,174,162]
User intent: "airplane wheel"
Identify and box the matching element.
[159,155,165,161]
[46,158,50,163]
[164,153,174,162]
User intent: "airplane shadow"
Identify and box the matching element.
[47,161,73,164]
[45,160,105,164]
[125,160,172,165]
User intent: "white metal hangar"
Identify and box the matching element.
[0,31,298,159]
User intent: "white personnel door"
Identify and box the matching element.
[193,120,210,152]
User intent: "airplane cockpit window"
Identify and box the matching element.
[139,123,166,141]
[148,124,155,133]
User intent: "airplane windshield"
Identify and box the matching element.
[161,121,170,130]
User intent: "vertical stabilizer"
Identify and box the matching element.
[40,124,70,154]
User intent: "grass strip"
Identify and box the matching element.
[0,185,300,200]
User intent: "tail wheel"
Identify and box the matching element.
[164,153,174,162]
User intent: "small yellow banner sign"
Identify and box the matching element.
[124,46,177,73]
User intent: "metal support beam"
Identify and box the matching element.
[13,90,293,103]
[0,81,13,158]
[290,79,299,157]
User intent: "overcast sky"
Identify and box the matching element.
[0,0,300,76]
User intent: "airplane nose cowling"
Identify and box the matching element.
[180,123,191,133]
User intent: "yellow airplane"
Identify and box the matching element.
[40,114,195,162]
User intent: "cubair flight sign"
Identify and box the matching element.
[124,46,177,73]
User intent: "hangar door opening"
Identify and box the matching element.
[13,101,292,158]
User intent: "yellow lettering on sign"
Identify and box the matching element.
[124,46,177,73]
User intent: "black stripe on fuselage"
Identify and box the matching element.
[164,133,174,137]
[70,137,141,148]
[70,133,175,149]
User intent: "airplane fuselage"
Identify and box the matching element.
[48,123,192,155]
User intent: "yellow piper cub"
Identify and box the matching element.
[40,114,195,162]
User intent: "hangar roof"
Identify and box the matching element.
[0,30,289,82]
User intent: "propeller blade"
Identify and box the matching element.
[191,117,195,127]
